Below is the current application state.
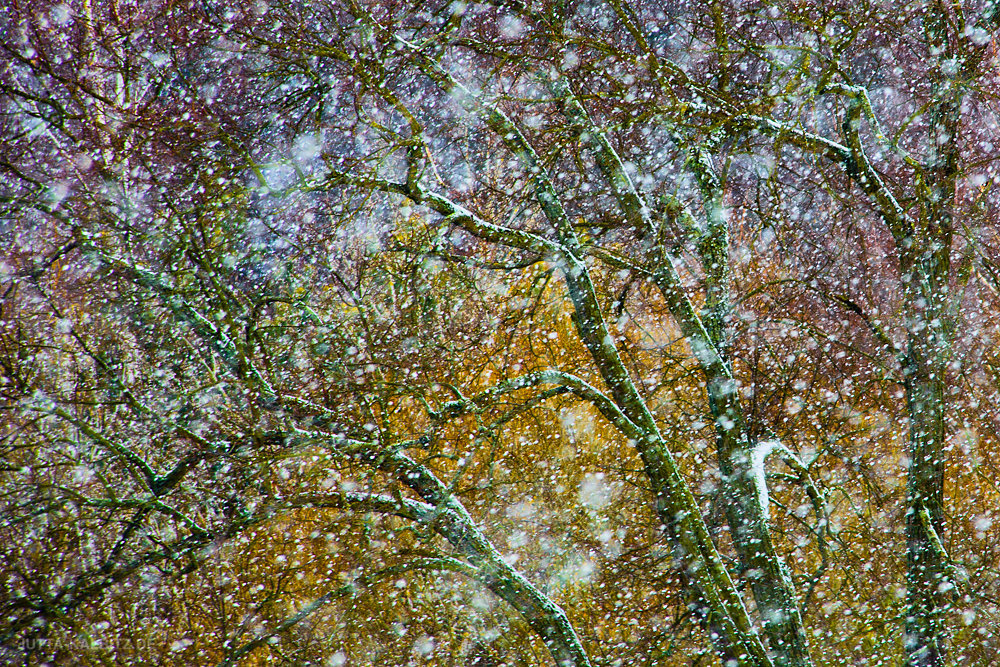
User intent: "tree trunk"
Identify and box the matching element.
[903,3,959,663]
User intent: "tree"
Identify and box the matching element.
[2,1,999,666]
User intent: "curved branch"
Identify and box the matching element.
[510,370,645,439]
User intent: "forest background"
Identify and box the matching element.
[2,1,1000,666]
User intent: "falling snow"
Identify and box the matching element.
[2,2,1000,667]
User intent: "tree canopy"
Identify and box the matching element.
[2,1,1000,666]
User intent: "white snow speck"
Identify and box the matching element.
[579,473,610,510]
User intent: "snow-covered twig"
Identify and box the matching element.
[750,439,788,520]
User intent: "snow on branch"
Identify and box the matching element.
[750,439,814,521]
[751,440,785,520]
